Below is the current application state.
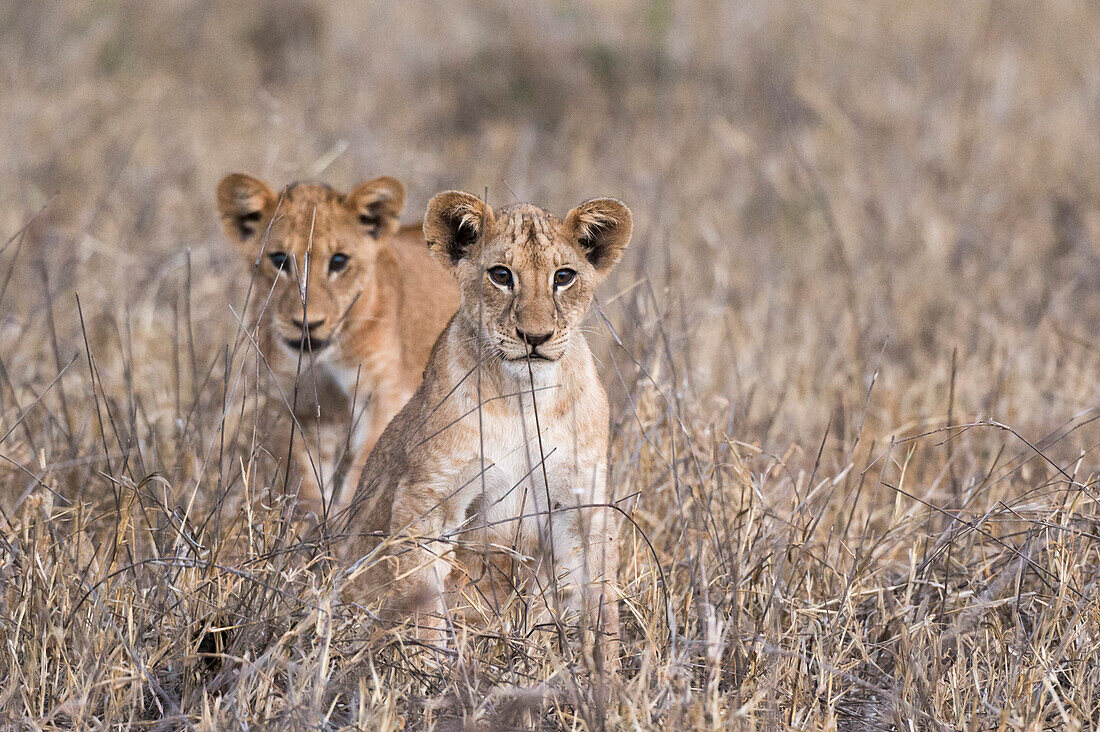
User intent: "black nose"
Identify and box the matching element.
[517,329,552,347]
[291,317,326,332]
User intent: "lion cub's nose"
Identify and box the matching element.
[291,317,327,332]
[516,329,552,347]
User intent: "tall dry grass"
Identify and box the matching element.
[1,1,1099,728]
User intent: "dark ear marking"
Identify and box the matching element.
[347,176,405,239]
[423,191,494,268]
[237,209,263,239]
[578,223,613,267]
[445,217,479,264]
[565,197,633,276]
[216,173,277,248]
[358,212,380,229]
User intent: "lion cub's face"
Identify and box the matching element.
[424,193,632,363]
[216,174,405,357]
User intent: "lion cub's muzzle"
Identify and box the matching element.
[500,328,565,362]
[516,329,555,360]
[282,315,334,353]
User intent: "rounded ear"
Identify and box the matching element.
[347,176,405,239]
[423,191,494,267]
[565,198,633,275]
[216,173,277,246]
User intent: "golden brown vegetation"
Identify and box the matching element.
[2,1,1099,729]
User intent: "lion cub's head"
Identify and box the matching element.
[216,174,405,357]
[424,192,632,363]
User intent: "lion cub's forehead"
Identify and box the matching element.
[270,183,352,251]
[279,182,346,220]
[487,203,576,267]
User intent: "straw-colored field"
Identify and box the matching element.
[2,2,1099,728]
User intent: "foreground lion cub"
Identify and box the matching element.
[343,190,632,648]
[216,175,459,510]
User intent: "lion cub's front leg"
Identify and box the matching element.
[546,468,621,668]
[286,415,362,516]
[383,475,468,641]
[280,416,331,513]
[334,385,414,510]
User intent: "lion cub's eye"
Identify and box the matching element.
[329,253,350,273]
[268,252,290,272]
[488,266,514,288]
[553,268,577,288]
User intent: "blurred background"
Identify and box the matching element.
[2,1,1100,727]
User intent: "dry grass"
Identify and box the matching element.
[2,1,1100,729]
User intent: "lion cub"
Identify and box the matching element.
[343,191,632,647]
[216,175,459,511]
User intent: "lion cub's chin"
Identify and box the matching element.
[499,352,562,381]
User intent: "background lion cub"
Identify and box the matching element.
[343,190,632,650]
[216,175,459,511]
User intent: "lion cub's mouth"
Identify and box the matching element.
[506,351,554,362]
[283,336,331,353]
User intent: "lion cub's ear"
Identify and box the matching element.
[347,177,405,239]
[216,174,277,248]
[423,191,494,267]
[565,198,633,277]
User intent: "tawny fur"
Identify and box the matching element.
[340,192,632,653]
[215,174,460,511]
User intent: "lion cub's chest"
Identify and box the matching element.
[273,348,371,414]
[452,385,593,543]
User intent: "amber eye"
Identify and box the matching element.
[553,268,577,288]
[488,266,514,288]
[268,252,290,272]
[329,253,349,273]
